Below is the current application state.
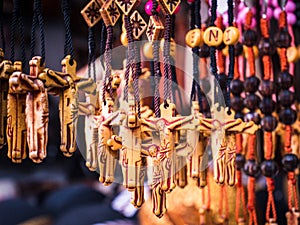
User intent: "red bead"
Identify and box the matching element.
[144,1,160,16]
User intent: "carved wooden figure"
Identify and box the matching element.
[142,100,196,192]
[0,54,14,149]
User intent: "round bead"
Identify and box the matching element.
[234,111,244,120]
[235,42,244,56]
[287,12,297,25]
[244,94,260,110]
[230,79,244,95]
[185,28,203,48]
[286,1,296,12]
[259,80,276,96]
[244,112,261,125]
[243,46,259,59]
[261,115,278,132]
[203,27,223,47]
[244,76,260,93]
[143,42,153,59]
[244,159,261,178]
[278,90,295,107]
[275,28,291,48]
[231,96,244,112]
[287,46,299,63]
[258,38,275,55]
[279,108,297,125]
[277,71,293,89]
[261,160,279,178]
[236,153,245,170]
[223,26,240,45]
[145,1,153,16]
[120,32,128,47]
[259,98,275,114]
[199,44,210,58]
[242,29,258,47]
[282,154,299,172]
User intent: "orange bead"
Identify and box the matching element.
[143,42,153,59]
[185,28,203,48]
[120,32,128,47]
[287,46,299,63]
[223,26,240,45]
[203,27,223,46]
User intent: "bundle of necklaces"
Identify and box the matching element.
[1,0,300,224]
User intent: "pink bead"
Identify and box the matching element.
[285,1,296,12]
[174,4,180,14]
[222,13,228,26]
[238,2,245,11]
[251,18,256,28]
[144,0,160,16]
[273,7,281,19]
[266,7,273,20]
[187,0,194,3]
[271,0,279,7]
[287,12,296,25]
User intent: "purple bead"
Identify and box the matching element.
[261,115,278,132]
[271,0,279,7]
[286,1,296,12]
[277,71,293,89]
[258,38,275,55]
[235,42,244,56]
[244,76,260,93]
[231,96,244,112]
[243,30,258,47]
[244,159,261,178]
[279,108,297,125]
[282,154,299,172]
[278,90,295,107]
[275,28,292,48]
[230,79,244,95]
[244,112,261,125]
[236,154,245,170]
[244,94,260,111]
[259,80,276,96]
[261,160,279,178]
[259,98,275,114]
[287,13,297,25]
[274,7,281,19]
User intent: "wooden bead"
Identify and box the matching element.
[223,26,240,45]
[243,46,259,59]
[287,46,299,63]
[120,32,128,47]
[146,15,164,42]
[160,38,176,58]
[130,10,147,40]
[203,27,223,46]
[143,42,154,59]
[81,0,103,27]
[185,28,203,48]
[100,0,120,26]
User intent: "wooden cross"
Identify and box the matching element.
[210,104,258,186]
[141,100,197,192]
[0,57,14,149]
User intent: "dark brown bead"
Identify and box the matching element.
[261,115,278,132]
[261,160,279,178]
[275,28,291,48]
[216,42,226,50]
[231,96,244,111]
[242,30,258,47]
[244,76,260,93]
[230,79,244,95]
[244,94,260,110]
[278,90,295,107]
[199,44,210,58]
[277,71,293,89]
[235,42,244,56]
[244,112,261,125]
[279,108,297,125]
[259,98,275,114]
[259,80,276,96]
[282,154,299,172]
[244,159,261,178]
[236,153,245,170]
[258,38,275,55]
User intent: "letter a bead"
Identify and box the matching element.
[185,28,203,48]
[223,26,240,45]
[203,27,223,47]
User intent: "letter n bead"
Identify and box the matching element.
[203,27,223,47]
[223,26,240,45]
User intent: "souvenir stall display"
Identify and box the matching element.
[0,0,300,224]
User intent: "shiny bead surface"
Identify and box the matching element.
[199,44,210,58]
[279,108,297,125]
[120,32,128,47]
[230,79,244,95]
[261,160,279,178]
[259,80,276,96]
[258,38,275,55]
[223,26,240,45]
[236,153,245,170]
[259,98,275,114]
[185,28,203,48]
[244,94,260,110]
[275,28,291,48]
[278,90,295,107]
[244,159,261,178]
[244,112,261,125]
[261,115,278,132]
[244,76,260,93]
[282,154,299,172]
[242,29,258,47]
[203,27,223,47]
[277,71,293,89]
[231,96,244,112]
[143,42,153,59]
[287,46,299,63]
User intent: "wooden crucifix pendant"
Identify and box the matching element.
[0,57,14,149]
[142,100,196,192]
